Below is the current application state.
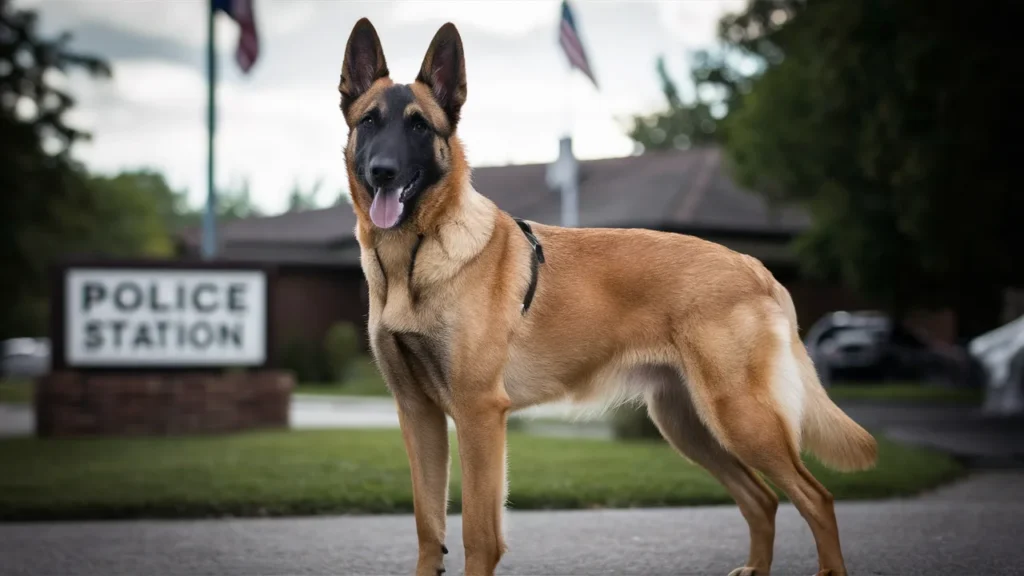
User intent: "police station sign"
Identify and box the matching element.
[60,266,269,368]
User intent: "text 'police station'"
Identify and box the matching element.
[79,280,250,351]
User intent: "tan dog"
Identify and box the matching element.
[338,17,877,576]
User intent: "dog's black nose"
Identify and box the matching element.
[368,157,398,187]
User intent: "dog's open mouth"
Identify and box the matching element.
[369,170,422,229]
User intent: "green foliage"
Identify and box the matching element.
[286,176,325,213]
[215,176,264,221]
[279,338,331,383]
[0,2,110,338]
[165,176,266,235]
[79,170,188,258]
[610,403,663,441]
[295,357,388,396]
[627,56,724,152]
[323,321,360,382]
[722,0,1019,336]
[827,383,983,405]
[627,1,803,153]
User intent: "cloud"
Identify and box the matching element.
[111,60,207,108]
[656,0,747,49]
[29,0,740,215]
[392,0,557,36]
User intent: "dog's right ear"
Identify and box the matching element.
[339,18,389,118]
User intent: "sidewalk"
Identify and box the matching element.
[838,400,1024,464]
[0,395,593,437]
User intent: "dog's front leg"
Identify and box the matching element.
[453,392,511,576]
[396,397,451,576]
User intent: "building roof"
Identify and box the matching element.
[177,147,810,266]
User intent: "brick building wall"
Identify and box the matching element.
[270,265,370,356]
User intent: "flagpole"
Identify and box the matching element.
[562,61,578,228]
[563,59,573,140]
[202,0,218,260]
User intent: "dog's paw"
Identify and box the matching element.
[727,568,759,576]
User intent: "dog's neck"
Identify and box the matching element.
[358,183,497,289]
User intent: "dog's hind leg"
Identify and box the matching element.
[645,369,779,576]
[676,312,850,576]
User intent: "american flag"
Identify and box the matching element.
[213,0,259,73]
[558,0,597,88]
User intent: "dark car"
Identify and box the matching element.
[804,311,979,388]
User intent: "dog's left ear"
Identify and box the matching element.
[416,22,467,129]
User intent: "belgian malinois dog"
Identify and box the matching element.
[339,17,877,576]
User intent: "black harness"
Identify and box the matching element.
[514,218,545,315]
[376,219,545,315]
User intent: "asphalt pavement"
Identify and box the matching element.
[1,472,1021,576]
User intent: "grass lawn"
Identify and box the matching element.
[0,428,964,522]
[827,382,983,404]
[0,379,32,404]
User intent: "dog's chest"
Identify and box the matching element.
[373,327,452,408]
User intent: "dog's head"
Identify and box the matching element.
[340,18,468,232]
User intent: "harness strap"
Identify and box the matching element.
[407,234,425,305]
[514,218,545,315]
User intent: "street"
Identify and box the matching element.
[0,472,1021,576]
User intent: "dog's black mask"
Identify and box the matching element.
[353,85,443,230]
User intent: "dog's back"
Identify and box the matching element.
[502,222,875,471]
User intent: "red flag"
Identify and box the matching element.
[559,0,597,88]
[213,0,259,73]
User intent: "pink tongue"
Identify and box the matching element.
[369,189,404,229]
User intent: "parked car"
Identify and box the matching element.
[1,337,51,379]
[804,311,979,388]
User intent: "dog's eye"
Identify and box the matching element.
[411,117,429,134]
[360,114,375,128]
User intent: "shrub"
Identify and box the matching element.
[324,322,361,382]
[611,402,664,441]
[279,338,331,383]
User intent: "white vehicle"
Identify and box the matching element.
[969,314,1024,416]
[1,337,51,379]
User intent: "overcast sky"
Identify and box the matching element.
[23,0,744,213]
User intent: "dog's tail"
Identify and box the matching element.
[771,282,878,472]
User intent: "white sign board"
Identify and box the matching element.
[64,268,267,367]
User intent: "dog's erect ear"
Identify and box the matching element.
[339,18,389,116]
[416,22,467,128]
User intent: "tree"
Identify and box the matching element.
[723,0,1018,338]
[286,176,325,213]
[80,170,190,257]
[216,176,263,221]
[627,56,722,152]
[627,1,806,153]
[0,0,111,338]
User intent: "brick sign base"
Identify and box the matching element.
[35,370,294,437]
